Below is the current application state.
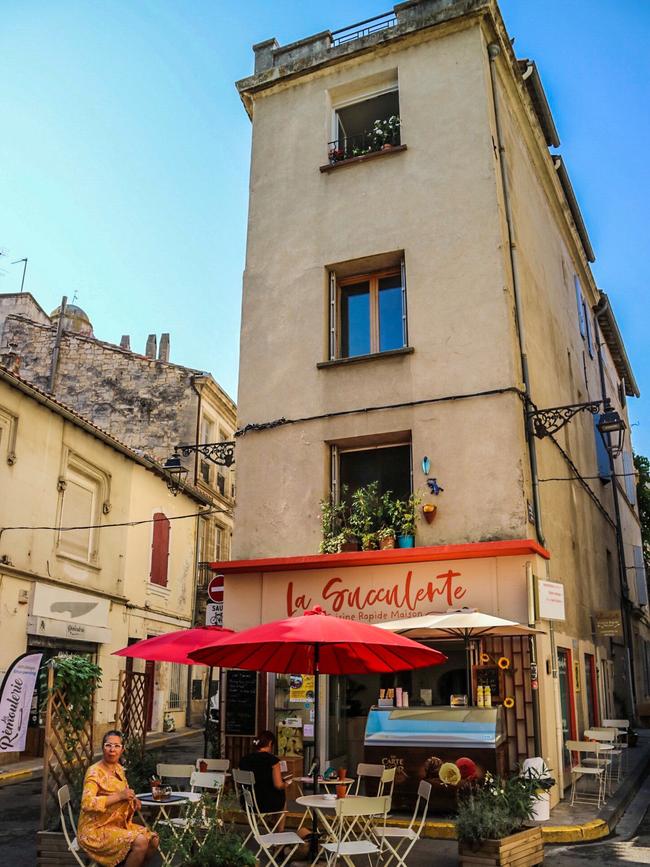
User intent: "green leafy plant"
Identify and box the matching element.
[349,481,381,537]
[456,772,539,844]
[122,737,160,795]
[157,794,255,867]
[371,114,401,148]
[40,654,102,757]
[390,491,423,537]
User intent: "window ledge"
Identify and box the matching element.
[317,346,414,369]
[320,144,407,173]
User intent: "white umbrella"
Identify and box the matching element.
[377,608,543,701]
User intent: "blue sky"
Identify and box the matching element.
[1,1,648,449]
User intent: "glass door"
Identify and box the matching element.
[557,648,576,773]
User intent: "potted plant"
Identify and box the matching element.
[377,526,396,549]
[361,532,378,551]
[391,491,423,547]
[371,115,401,151]
[422,502,437,524]
[456,772,544,866]
[520,762,555,822]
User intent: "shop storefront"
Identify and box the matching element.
[25,584,112,757]
[214,539,552,779]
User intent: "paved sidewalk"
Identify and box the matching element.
[0,725,201,786]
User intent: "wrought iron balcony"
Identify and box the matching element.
[331,12,397,47]
[328,127,401,164]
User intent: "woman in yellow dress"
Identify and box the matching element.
[78,730,159,867]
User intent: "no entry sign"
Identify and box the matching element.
[207,574,224,604]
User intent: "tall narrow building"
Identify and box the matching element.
[216,0,647,802]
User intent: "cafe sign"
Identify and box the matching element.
[595,610,623,637]
[536,579,566,621]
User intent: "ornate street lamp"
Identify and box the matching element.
[163,440,236,495]
[163,452,189,495]
[597,405,627,459]
[528,397,626,458]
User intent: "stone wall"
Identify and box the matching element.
[0,316,200,462]
[0,294,50,336]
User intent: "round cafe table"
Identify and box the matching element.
[136,791,201,866]
[296,794,340,863]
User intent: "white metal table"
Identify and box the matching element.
[136,791,201,866]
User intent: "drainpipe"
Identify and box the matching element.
[487,43,545,548]
[593,300,637,722]
[48,295,67,395]
[488,43,545,759]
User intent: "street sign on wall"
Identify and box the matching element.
[536,579,566,621]
[207,574,224,603]
[206,574,224,626]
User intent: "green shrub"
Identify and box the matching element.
[456,772,538,844]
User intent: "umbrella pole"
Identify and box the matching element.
[203,666,213,758]
[310,648,320,861]
[465,635,472,705]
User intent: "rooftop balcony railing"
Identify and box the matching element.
[331,11,397,47]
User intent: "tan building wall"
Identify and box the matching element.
[0,368,208,759]
[229,0,647,798]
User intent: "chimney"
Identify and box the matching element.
[120,335,131,351]
[145,334,157,359]
[158,333,170,363]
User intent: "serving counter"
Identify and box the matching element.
[363,706,508,810]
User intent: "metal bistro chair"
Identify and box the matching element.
[57,785,99,867]
[374,780,431,867]
[195,757,230,773]
[156,763,195,791]
[602,718,630,770]
[322,795,391,867]
[585,728,623,790]
[232,767,286,846]
[242,789,303,867]
[162,771,226,840]
[352,763,384,795]
[566,740,607,808]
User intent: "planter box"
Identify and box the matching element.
[36,831,78,867]
[459,826,543,866]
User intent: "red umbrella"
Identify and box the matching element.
[113,625,235,666]
[189,607,445,857]
[189,607,444,673]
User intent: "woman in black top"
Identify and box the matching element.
[239,731,288,821]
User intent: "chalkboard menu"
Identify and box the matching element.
[225,670,258,735]
[474,666,502,700]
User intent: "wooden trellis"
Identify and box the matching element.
[115,669,150,754]
[40,666,94,830]
[482,635,535,769]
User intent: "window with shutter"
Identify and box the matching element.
[623,451,636,505]
[633,546,648,606]
[150,512,171,586]
[574,275,586,338]
[57,452,107,566]
[593,416,611,483]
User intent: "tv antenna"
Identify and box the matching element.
[11,258,28,293]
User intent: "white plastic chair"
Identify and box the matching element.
[195,757,230,772]
[374,780,431,867]
[322,795,390,867]
[566,740,607,808]
[57,785,99,867]
[156,762,194,790]
[242,789,302,867]
[232,767,286,845]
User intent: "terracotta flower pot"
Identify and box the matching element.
[379,535,396,549]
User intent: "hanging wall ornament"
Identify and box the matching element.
[421,456,430,475]
[427,478,444,495]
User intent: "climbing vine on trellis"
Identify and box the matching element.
[40,655,102,829]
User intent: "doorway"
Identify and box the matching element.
[557,647,577,774]
[584,654,599,728]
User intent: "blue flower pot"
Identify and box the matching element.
[397,535,415,548]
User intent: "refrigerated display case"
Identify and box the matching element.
[363,706,508,810]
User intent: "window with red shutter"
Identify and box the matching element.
[150,512,170,586]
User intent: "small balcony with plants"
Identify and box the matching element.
[327,87,402,166]
[320,481,424,553]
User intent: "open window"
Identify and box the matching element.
[331,434,412,504]
[329,75,400,163]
